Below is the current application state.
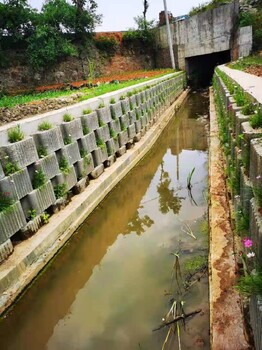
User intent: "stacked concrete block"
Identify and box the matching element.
[0,168,33,201]
[0,137,39,169]
[110,102,122,119]
[250,295,262,350]
[0,201,26,243]
[96,106,112,125]
[120,98,131,114]
[81,111,99,132]
[250,139,262,187]
[0,239,13,263]
[61,118,83,142]
[64,142,81,166]
[33,127,63,155]
[25,180,56,215]
[35,154,60,180]
[0,72,186,261]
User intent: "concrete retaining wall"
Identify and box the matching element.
[213,69,262,349]
[0,72,186,264]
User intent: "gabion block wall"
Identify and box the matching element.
[0,73,186,263]
[213,70,262,350]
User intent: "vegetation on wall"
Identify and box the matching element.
[189,0,232,17]
[239,7,262,51]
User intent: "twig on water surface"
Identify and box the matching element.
[181,223,197,240]
[153,309,202,332]
[187,167,195,190]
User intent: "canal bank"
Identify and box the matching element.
[0,85,188,316]
[0,91,210,349]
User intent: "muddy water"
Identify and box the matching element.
[0,92,209,350]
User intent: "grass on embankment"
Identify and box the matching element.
[228,55,262,71]
[0,70,175,109]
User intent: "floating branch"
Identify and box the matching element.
[153,309,202,332]
[181,223,197,239]
[187,167,195,190]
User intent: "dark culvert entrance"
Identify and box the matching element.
[186,50,231,88]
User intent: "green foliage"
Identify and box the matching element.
[59,157,70,175]
[37,146,48,158]
[119,95,125,100]
[229,55,262,72]
[253,186,262,208]
[189,0,231,16]
[82,121,90,135]
[8,125,24,143]
[41,211,50,224]
[0,192,14,213]
[28,208,37,220]
[82,108,92,115]
[80,148,88,158]
[54,183,67,198]
[63,113,74,122]
[239,9,262,51]
[122,16,155,47]
[0,0,37,43]
[249,108,262,129]
[234,86,247,107]
[96,138,105,150]
[32,169,47,189]
[98,102,105,108]
[235,208,249,235]
[109,127,117,140]
[27,25,77,71]
[241,102,256,116]
[83,154,91,167]
[110,97,116,104]
[4,161,20,176]
[236,273,262,296]
[64,136,72,145]
[95,35,119,56]
[185,255,207,274]
[38,121,53,131]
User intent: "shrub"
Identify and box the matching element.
[8,125,24,143]
[41,212,50,224]
[28,209,37,220]
[250,109,262,129]
[59,157,70,175]
[4,161,20,176]
[54,183,67,199]
[63,113,74,122]
[95,35,119,56]
[38,121,53,131]
[32,169,47,189]
[0,192,14,213]
[241,102,256,116]
[37,146,48,158]
[110,97,116,104]
[82,108,92,115]
[96,138,106,150]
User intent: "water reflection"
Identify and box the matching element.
[0,92,209,350]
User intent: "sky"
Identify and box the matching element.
[27,0,207,32]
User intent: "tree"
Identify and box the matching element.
[71,0,101,42]
[143,0,149,29]
[0,0,37,42]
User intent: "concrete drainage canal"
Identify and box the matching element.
[0,92,210,350]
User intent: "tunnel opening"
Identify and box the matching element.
[185,50,231,88]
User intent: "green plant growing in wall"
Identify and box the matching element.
[8,125,24,143]
[54,183,67,199]
[0,191,14,213]
[3,161,20,176]
[38,121,53,131]
[253,186,262,208]
[249,108,262,129]
[80,149,88,158]
[96,138,106,150]
[37,146,48,158]
[82,108,92,115]
[234,86,247,107]
[98,120,105,127]
[64,136,72,145]
[63,113,74,122]
[121,123,127,132]
[82,121,90,135]
[241,102,256,116]
[83,154,91,167]
[236,273,262,297]
[109,128,118,140]
[110,98,116,104]
[32,169,47,189]
[119,95,125,100]
[28,209,37,221]
[41,212,50,225]
[111,109,116,120]
[59,157,70,175]
[98,102,105,109]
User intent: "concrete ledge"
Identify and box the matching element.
[209,88,250,349]
[0,89,189,315]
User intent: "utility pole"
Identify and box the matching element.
[163,0,176,70]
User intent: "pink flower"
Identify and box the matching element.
[242,238,253,248]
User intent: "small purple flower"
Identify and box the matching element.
[242,238,253,248]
